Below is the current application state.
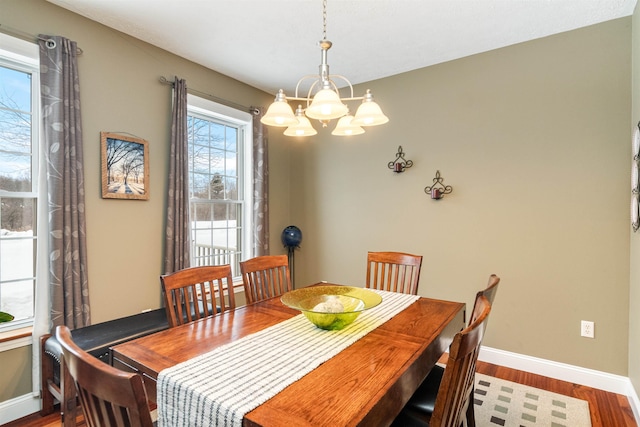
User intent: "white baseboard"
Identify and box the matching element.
[0,392,40,425]
[629,385,640,426]
[479,346,640,424]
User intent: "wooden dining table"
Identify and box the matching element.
[111,283,465,426]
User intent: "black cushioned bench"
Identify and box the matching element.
[40,308,169,426]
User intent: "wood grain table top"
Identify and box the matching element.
[111,283,465,426]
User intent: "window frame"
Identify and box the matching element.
[187,94,253,283]
[0,33,40,333]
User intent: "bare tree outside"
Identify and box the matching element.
[0,68,33,230]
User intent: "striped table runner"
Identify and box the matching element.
[157,289,419,427]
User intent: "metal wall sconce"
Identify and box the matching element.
[424,170,453,200]
[388,146,413,173]
[632,121,640,231]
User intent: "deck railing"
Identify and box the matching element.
[193,243,240,275]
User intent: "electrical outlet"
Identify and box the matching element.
[581,320,594,338]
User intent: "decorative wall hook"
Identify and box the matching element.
[388,145,413,173]
[632,121,640,231]
[424,170,453,200]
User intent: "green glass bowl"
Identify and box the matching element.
[281,285,383,330]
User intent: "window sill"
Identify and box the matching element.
[0,326,33,352]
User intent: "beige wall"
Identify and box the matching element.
[630,3,640,396]
[290,18,632,375]
[0,346,31,402]
[0,0,289,402]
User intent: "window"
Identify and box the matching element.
[0,33,40,331]
[187,94,253,279]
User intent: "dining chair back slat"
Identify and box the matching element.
[366,251,423,295]
[240,255,292,304]
[393,274,500,427]
[393,295,491,427]
[55,325,154,427]
[161,265,236,328]
[430,295,490,427]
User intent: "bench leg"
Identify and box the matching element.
[39,334,56,416]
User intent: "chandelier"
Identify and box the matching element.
[260,0,389,137]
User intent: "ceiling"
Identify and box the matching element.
[46,0,637,96]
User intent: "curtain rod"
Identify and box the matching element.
[0,24,83,55]
[159,76,259,115]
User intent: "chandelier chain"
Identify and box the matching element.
[322,0,327,40]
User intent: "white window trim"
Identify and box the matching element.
[0,328,32,351]
[187,94,254,282]
[0,33,39,68]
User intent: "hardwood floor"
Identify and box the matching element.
[2,412,78,427]
[3,361,637,426]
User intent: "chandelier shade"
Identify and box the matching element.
[260,0,388,137]
[351,90,389,126]
[305,88,349,120]
[284,106,318,136]
[261,90,297,127]
[331,114,365,136]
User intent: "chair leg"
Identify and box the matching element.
[60,358,78,427]
[39,335,56,416]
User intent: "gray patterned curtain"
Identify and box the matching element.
[39,36,90,329]
[252,107,269,256]
[164,78,190,273]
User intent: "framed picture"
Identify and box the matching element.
[100,132,149,200]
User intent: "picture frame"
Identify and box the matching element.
[100,132,149,200]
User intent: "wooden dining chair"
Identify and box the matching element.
[471,274,500,331]
[161,264,236,328]
[393,274,500,427]
[55,325,155,427]
[366,251,423,295]
[240,254,292,304]
[393,295,492,427]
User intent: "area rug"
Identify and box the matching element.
[474,373,592,427]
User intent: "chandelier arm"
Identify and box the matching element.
[306,80,322,106]
[327,75,355,99]
[291,75,360,102]
[294,75,324,98]
[287,96,364,103]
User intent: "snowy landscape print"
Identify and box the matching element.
[101,132,149,200]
